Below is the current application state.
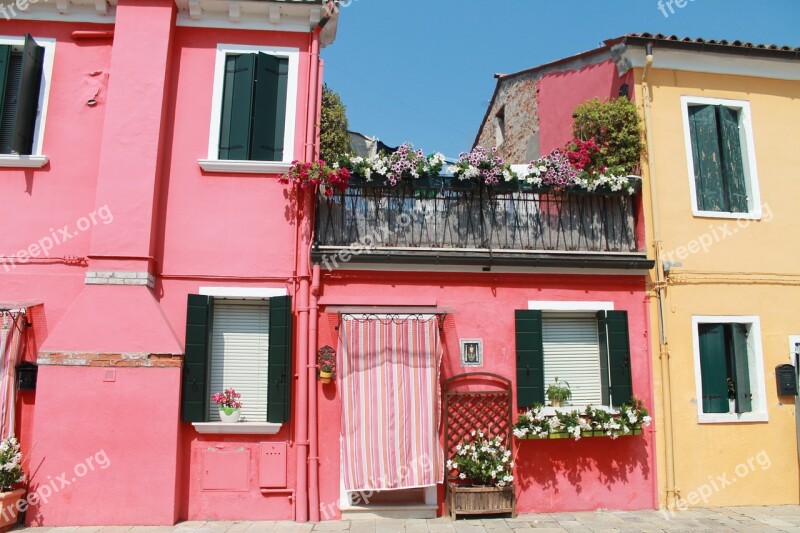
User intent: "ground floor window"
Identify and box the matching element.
[692,316,766,423]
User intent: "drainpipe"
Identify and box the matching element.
[308,264,321,522]
[295,25,322,524]
[641,43,677,510]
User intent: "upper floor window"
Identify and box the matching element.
[201,44,299,173]
[0,34,54,167]
[682,97,761,219]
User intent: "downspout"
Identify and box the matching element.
[308,264,321,522]
[641,43,677,510]
[295,26,322,524]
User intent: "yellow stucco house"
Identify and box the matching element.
[625,33,800,510]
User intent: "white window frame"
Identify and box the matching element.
[198,43,299,174]
[528,300,616,413]
[191,286,288,435]
[0,35,55,168]
[691,315,768,424]
[681,96,762,220]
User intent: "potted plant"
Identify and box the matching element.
[0,436,26,531]
[319,364,334,384]
[317,345,336,384]
[212,388,242,423]
[727,378,737,413]
[446,430,515,518]
[546,377,572,407]
[448,430,514,487]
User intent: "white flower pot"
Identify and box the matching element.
[219,408,240,423]
[729,399,736,414]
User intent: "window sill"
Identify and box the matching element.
[192,422,282,435]
[539,405,618,416]
[692,209,761,221]
[0,155,48,168]
[697,412,768,424]
[198,159,292,174]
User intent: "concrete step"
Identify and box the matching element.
[340,503,438,520]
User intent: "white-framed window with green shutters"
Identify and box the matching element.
[515,302,634,411]
[0,34,55,168]
[681,96,761,219]
[691,316,768,424]
[181,289,293,430]
[199,44,299,174]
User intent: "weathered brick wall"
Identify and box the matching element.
[475,73,541,164]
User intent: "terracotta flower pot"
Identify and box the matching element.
[319,371,333,384]
[0,488,26,532]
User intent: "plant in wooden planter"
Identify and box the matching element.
[447,430,514,488]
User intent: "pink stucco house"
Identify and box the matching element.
[1,0,339,525]
[1,1,656,525]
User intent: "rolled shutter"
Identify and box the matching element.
[718,106,749,213]
[208,301,270,422]
[688,105,726,212]
[542,316,603,406]
[267,295,293,423]
[601,311,633,407]
[218,53,255,160]
[182,294,213,422]
[515,310,545,407]
[12,34,44,155]
[731,324,752,413]
[698,323,729,414]
[250,53,289,162]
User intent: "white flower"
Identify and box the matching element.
[471,430,476,437]
[459,473,466,479]
[642,416,652,426]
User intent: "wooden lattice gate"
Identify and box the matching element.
[443,372,516,519]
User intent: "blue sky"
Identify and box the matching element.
[321,0,800,158]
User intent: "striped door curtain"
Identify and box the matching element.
[338,316,444,492]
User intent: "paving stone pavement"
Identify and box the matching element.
[16,506,800,532]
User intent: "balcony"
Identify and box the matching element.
[313,182,652,270]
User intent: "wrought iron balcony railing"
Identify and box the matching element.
[313,184,649,269]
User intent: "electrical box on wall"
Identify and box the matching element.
[259,442,287,488]
[776,364,798,397]
[16,362,37,391]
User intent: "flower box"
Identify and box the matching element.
[442,176,476,191]
[347,174,390,189]
[518,427,644,440]
[447,482,515,519]
[489,181,519,194]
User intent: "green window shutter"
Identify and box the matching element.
[250,54,289,162]
[688,105,726,212]
[602,311,633,407]
[731,324,752,413]
[718,106,749,213]
[515,310,545,407]
[12,34,44,155]
[0,45,11,126]
[182,294,213,423]
[698,324,730,413]
[597,311,611,406]
[267,295,293,423]
[218,53,255,161]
